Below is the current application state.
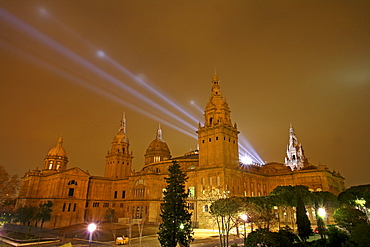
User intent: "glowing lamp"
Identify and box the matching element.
[88,223,97,232]
[241,214,248,222]
[318,208,326,218]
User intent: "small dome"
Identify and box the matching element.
[47,136,67,157]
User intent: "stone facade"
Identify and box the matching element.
[16,72,345,229]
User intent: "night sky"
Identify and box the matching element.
[1,1,369,188]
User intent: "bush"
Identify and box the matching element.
[326,225,349,247]
[246,228,297,247]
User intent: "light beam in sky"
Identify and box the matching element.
[0,8,196,133]
[190,100,204,116]
[0,7,264,164]
[36,6,200,126]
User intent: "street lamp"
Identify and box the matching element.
[241,214,248,247]
[317,208,326,218]
[88,223,97,246]
[317,208,326,239]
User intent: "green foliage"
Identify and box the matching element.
[210,197,242,247]
[245,228,296,247]
[269,185,297,207]
[333,207,366,233]
[338,184,370,207]
[325,225,350,247]
[245,196,276,230]
[351,222,370,247]
[158,162,193,247]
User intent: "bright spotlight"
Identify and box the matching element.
[96,50,105,58]
[241,155,253,165]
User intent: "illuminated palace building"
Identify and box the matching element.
[17,73,345,228]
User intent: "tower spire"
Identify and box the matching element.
[212,67,219,83]
[285,123,307,170]
[156,123,162,140]
[116,113,127,141]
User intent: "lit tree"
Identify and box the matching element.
[158,162,193,247]
[245,196,277,231]
[210,197,242,247]
[269,186,297,231]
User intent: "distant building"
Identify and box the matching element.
[16,72,345,228]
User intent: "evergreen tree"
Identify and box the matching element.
[158,161,193,247]
[296,196,311,241]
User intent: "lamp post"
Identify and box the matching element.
[88,223,97,247]
[241,214,248,247]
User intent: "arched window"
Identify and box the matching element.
[68,180,78,186]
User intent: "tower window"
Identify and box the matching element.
[62,203,66,212]
[68,188,75,197]
[114,191,118,199]
[202,140,205,143]
[188,186,195,198]
[209,138,211,142]
[216,137,218,140]
[122,191,126,198]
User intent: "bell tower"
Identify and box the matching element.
[105,114,133,179]
[197,70,239,168]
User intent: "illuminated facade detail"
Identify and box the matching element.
[144,124,171,166]
[16,73,345,229]
[43,135,68,172]
[285,123,308,170]
[197,70,239,169]
[105,113,133,179]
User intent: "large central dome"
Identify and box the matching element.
[144,125,171,165]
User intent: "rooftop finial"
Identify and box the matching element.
[156,123,162,140]
[212,68,219,83]
[58,133,63,144]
